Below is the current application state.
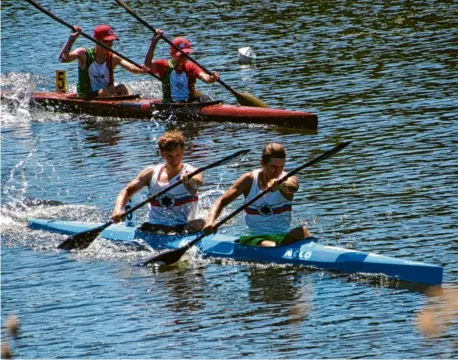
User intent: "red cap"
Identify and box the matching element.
[93,24,119,41]
[170,37,193,56]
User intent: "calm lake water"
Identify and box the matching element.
[1,0,457,358]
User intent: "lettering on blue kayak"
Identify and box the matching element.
[124,199,136,227]
[284,249,312,260]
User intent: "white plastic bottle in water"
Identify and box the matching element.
[124,199,136,227]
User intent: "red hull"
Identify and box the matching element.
[29,92,318,130]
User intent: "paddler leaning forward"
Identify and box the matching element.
[58,24,147,98]
[203,143,311,247]
[144,29,220,103]
[111,130,204,234]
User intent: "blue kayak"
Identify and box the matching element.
[27,218,443,286]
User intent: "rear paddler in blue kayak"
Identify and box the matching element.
[204,143,312,247]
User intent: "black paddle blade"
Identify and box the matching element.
[136,247,188,267]
[57,223,109,251]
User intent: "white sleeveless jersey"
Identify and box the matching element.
[88,60,110,91]
[147,163,198,226]
[244,169,292,235]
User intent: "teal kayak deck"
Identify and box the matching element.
[28,218,443,286]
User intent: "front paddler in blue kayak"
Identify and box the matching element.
[111,130,205,234]
[204,143,311,247]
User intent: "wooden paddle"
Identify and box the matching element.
[57,149,250,251]
[24,0,161,81]
[114,0,269,108]
[136,141,352,267]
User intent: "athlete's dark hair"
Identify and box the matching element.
[261,143,286,164]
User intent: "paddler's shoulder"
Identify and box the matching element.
[235,171,254,189]
[137,165,157,179]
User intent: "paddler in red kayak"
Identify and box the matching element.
[111,130,205,234]
[203,143,312,247]
[58,24,146,98]
[144,29,219,103]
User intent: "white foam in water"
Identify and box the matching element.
[1,72,36,124]
[128,79,162,99]
[0,212,20,227]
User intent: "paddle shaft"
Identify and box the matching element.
[25,0,160,80]
[114,0,240,97]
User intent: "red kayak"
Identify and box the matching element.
[27,92,318,130]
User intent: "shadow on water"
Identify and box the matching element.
[246,266,315,326]
[76,112,206,147]
[247,266,312,304]
[147,263,207,313]
[80,119,122,147]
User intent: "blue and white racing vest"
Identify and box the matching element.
[244,169,292,235]
[88,60,110,91]
[147,163,198,226]
[170,70,189,102]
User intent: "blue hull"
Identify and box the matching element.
[28,218,443,285]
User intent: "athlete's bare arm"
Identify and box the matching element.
[111,167,154,222]
[203,172,253,234]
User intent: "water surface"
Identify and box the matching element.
[1,0,457,358]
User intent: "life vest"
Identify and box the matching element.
[77,48,114,97]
